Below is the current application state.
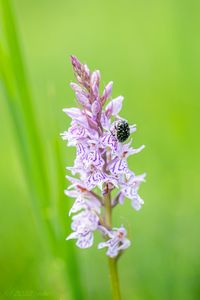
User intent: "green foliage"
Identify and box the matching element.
[0,0,200,299]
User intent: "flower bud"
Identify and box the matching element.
[91,100,101,116]
[91,70,100,98]
[84,64,90,77]
[102,81,113,104]
[70,82,83,93]
[75,92,90,108]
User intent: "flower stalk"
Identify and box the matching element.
[104,187,121,300]
[109,258,121,300]
[104,186,112,228]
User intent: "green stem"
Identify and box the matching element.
[104,189,122,300]
[105,191,112,228]
[108,258,121,300]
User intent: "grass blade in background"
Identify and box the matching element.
[0,0,83,299]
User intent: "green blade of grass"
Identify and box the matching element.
[0,0,84,299]
[0,43,55,249]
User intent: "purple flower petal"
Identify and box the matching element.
[90,70,100,98]
[70,82,84,93]
[118,193,125,205]
[86,169,108,190]
[91,100,101,116]
[98,226,131,257]
[66,232,79,240]
[131,194,144,211]
[75,92,90,108]
[63,107,82,118]
[102,81,113,103]
[109,157,128,174]
[101,133,118,152]
[69,196,85,216]
[85,150,104,168]
[105,96,124,118]
[76,231,93,248]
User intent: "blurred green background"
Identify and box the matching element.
[0,0,200,299]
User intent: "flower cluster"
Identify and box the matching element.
[61,56,145,257]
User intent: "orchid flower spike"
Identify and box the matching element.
[61,55,145,258]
